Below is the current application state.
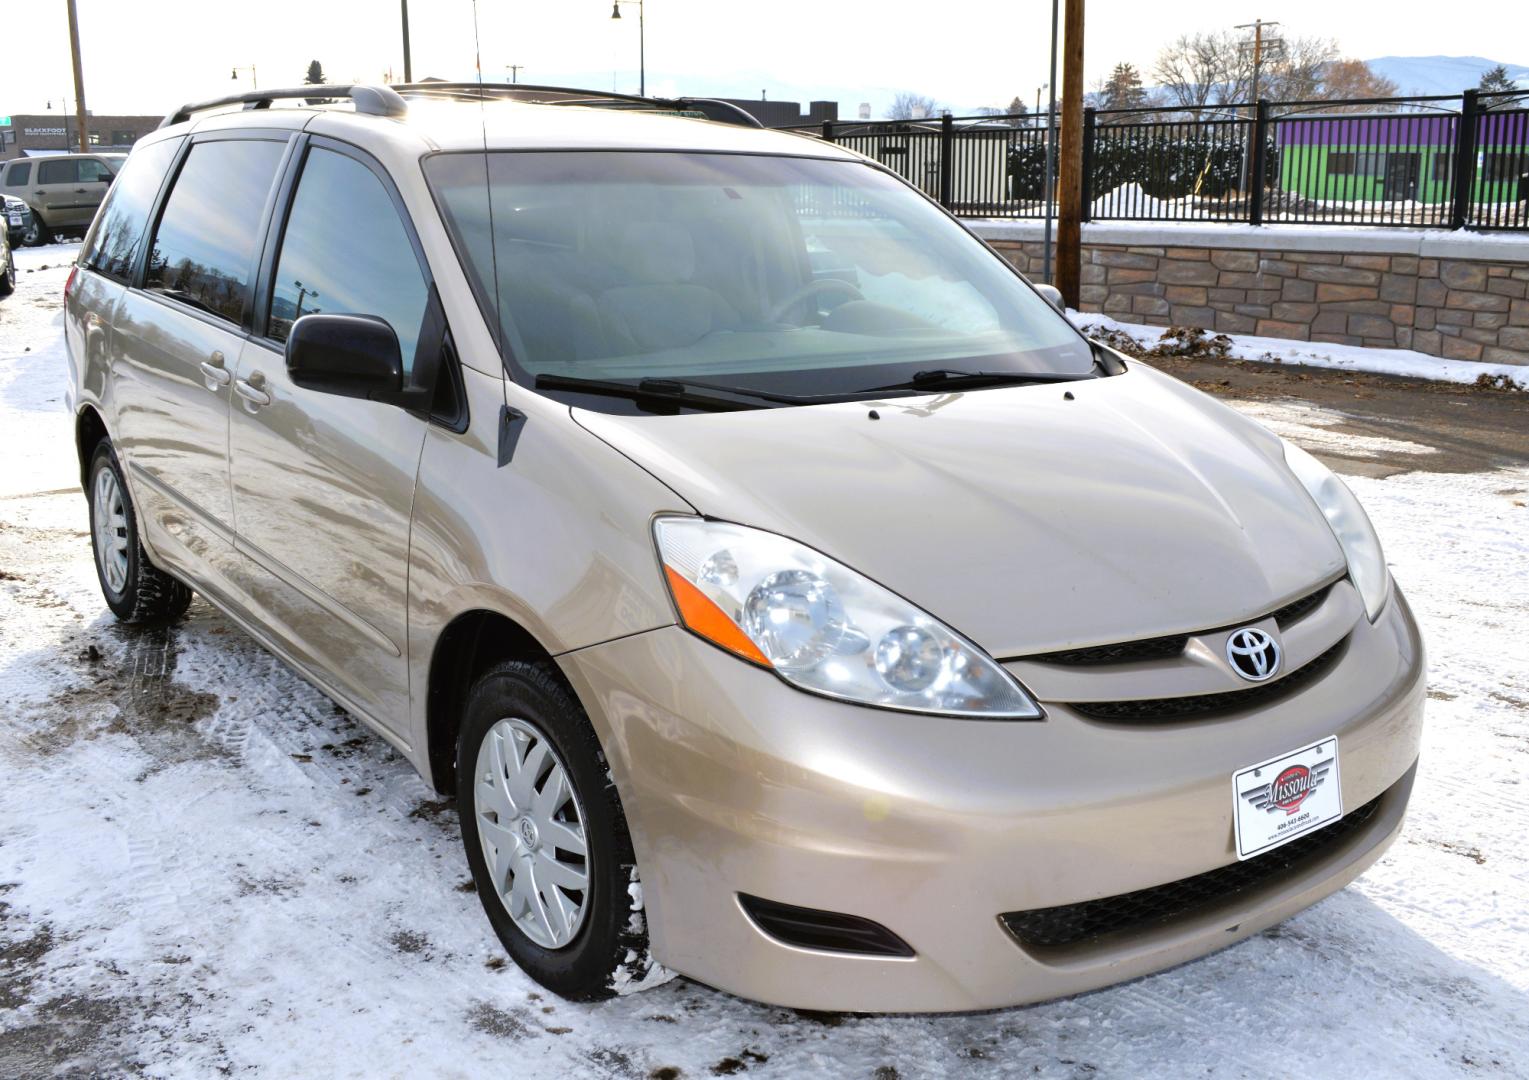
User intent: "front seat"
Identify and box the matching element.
[597,221,740,354]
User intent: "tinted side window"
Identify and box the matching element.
[82,138,184,284]
[145,139,285,325]
[39,160,78,185]
[268,147,429,374]
[5,162,31,187]
[79,159,115,183]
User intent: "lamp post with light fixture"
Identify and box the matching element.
[231,64,257,90]
[609,0,645,97]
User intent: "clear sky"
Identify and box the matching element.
[2,0,1524,120]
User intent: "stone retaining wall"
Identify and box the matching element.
[971,223,1529,365]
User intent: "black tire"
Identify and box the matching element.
[22,217,49,247]
[87,440,193,624]
[0,251,13,296]
[456,659,658,1001]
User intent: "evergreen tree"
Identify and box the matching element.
[1100,63,1147,112]
[1478,64,1515,94]
[305,60,327,86]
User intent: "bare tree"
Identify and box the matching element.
[1258,37,1339,101]
[889,92,943,120]
[1154,32,1251,115]
[1154,30,1338,113]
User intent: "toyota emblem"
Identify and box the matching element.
[1226,627,1281,682]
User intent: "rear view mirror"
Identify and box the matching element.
[1034,283,1065,313]
[285,313,405,402]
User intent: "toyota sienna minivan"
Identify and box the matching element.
[64,83,1424,1012]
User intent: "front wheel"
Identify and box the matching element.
[88,441,193,623]
[22,217,49,247]
[456,660,664,1000]
[0,251,13,296]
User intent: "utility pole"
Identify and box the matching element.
[1235,20,1282,196]
[1055,0,1085,308]
[401,0,413,83]
[506,65,524,84]
[65,0,88,153]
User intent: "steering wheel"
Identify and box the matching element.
[767,277,865,324]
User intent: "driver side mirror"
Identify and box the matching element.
[285,313,405,403]
[1034,283,1065,313]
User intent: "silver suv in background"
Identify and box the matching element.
[2,152,123,244]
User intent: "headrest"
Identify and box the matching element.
[614,221,696,285]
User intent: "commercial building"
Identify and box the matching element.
[714,97,838,128]
[1,113,163,160]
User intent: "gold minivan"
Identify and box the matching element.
[64,84,1425,1012]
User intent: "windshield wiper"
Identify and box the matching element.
[863,368,1094,393]
[533,374,767,412]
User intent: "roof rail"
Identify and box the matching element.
[158,84,407,129]
[390,82,764,128]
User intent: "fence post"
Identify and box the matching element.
[939,112,954,209]
[1248,100,1269,226]
[821,119,834,144]
[1451,89,1479,231]
[1081,108,1096,223]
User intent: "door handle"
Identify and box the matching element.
[235,373,271,408]
[199,350,231,390]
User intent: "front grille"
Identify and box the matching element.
[1272,583,1333,628]
[1001,794,1382,951]
[1022,582,1337,667]
[1070,638,1345,723]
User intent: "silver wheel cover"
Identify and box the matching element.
[473,717,591,949]
[92,465,129,595]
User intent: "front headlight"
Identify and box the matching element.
[654,517,1042,718]
[1283,441,1389,621]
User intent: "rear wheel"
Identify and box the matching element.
[0,251,13,296]
[456,660,664,1000]
[87,441,193,623]
[22,217,49,247]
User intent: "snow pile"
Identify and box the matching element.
[1074,309,1529,391]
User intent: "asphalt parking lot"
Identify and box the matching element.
[2,244,1527,1079]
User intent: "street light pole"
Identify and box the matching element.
[610,0,645,97]
[65,0,88,153]
[1041,0,1059,284]
[231,65,258,91]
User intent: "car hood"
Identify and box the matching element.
[572,363,1347,658]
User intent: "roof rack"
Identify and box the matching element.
[388,82,764,128]
[158,81,764,132]
[159,84,407,129]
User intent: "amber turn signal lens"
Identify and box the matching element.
[663,565,771,667]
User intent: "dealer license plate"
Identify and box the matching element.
[7,213,22,227]
[1232,736,1342,860]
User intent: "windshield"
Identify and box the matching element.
[424,151,1097,412]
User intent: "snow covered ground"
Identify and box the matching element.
[1071,310,1529,392]
[2,244,1528,1078]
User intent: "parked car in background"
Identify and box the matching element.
[3,194,36,249]
[0,215,14,296]
[1,152,124,244]
[64,84,1424,1013]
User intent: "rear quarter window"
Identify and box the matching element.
[82,138,185,284]
[4,161,30,187]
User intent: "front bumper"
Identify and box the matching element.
[559,587,1425,1012]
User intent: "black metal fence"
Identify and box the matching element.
[786,89,1529,231]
